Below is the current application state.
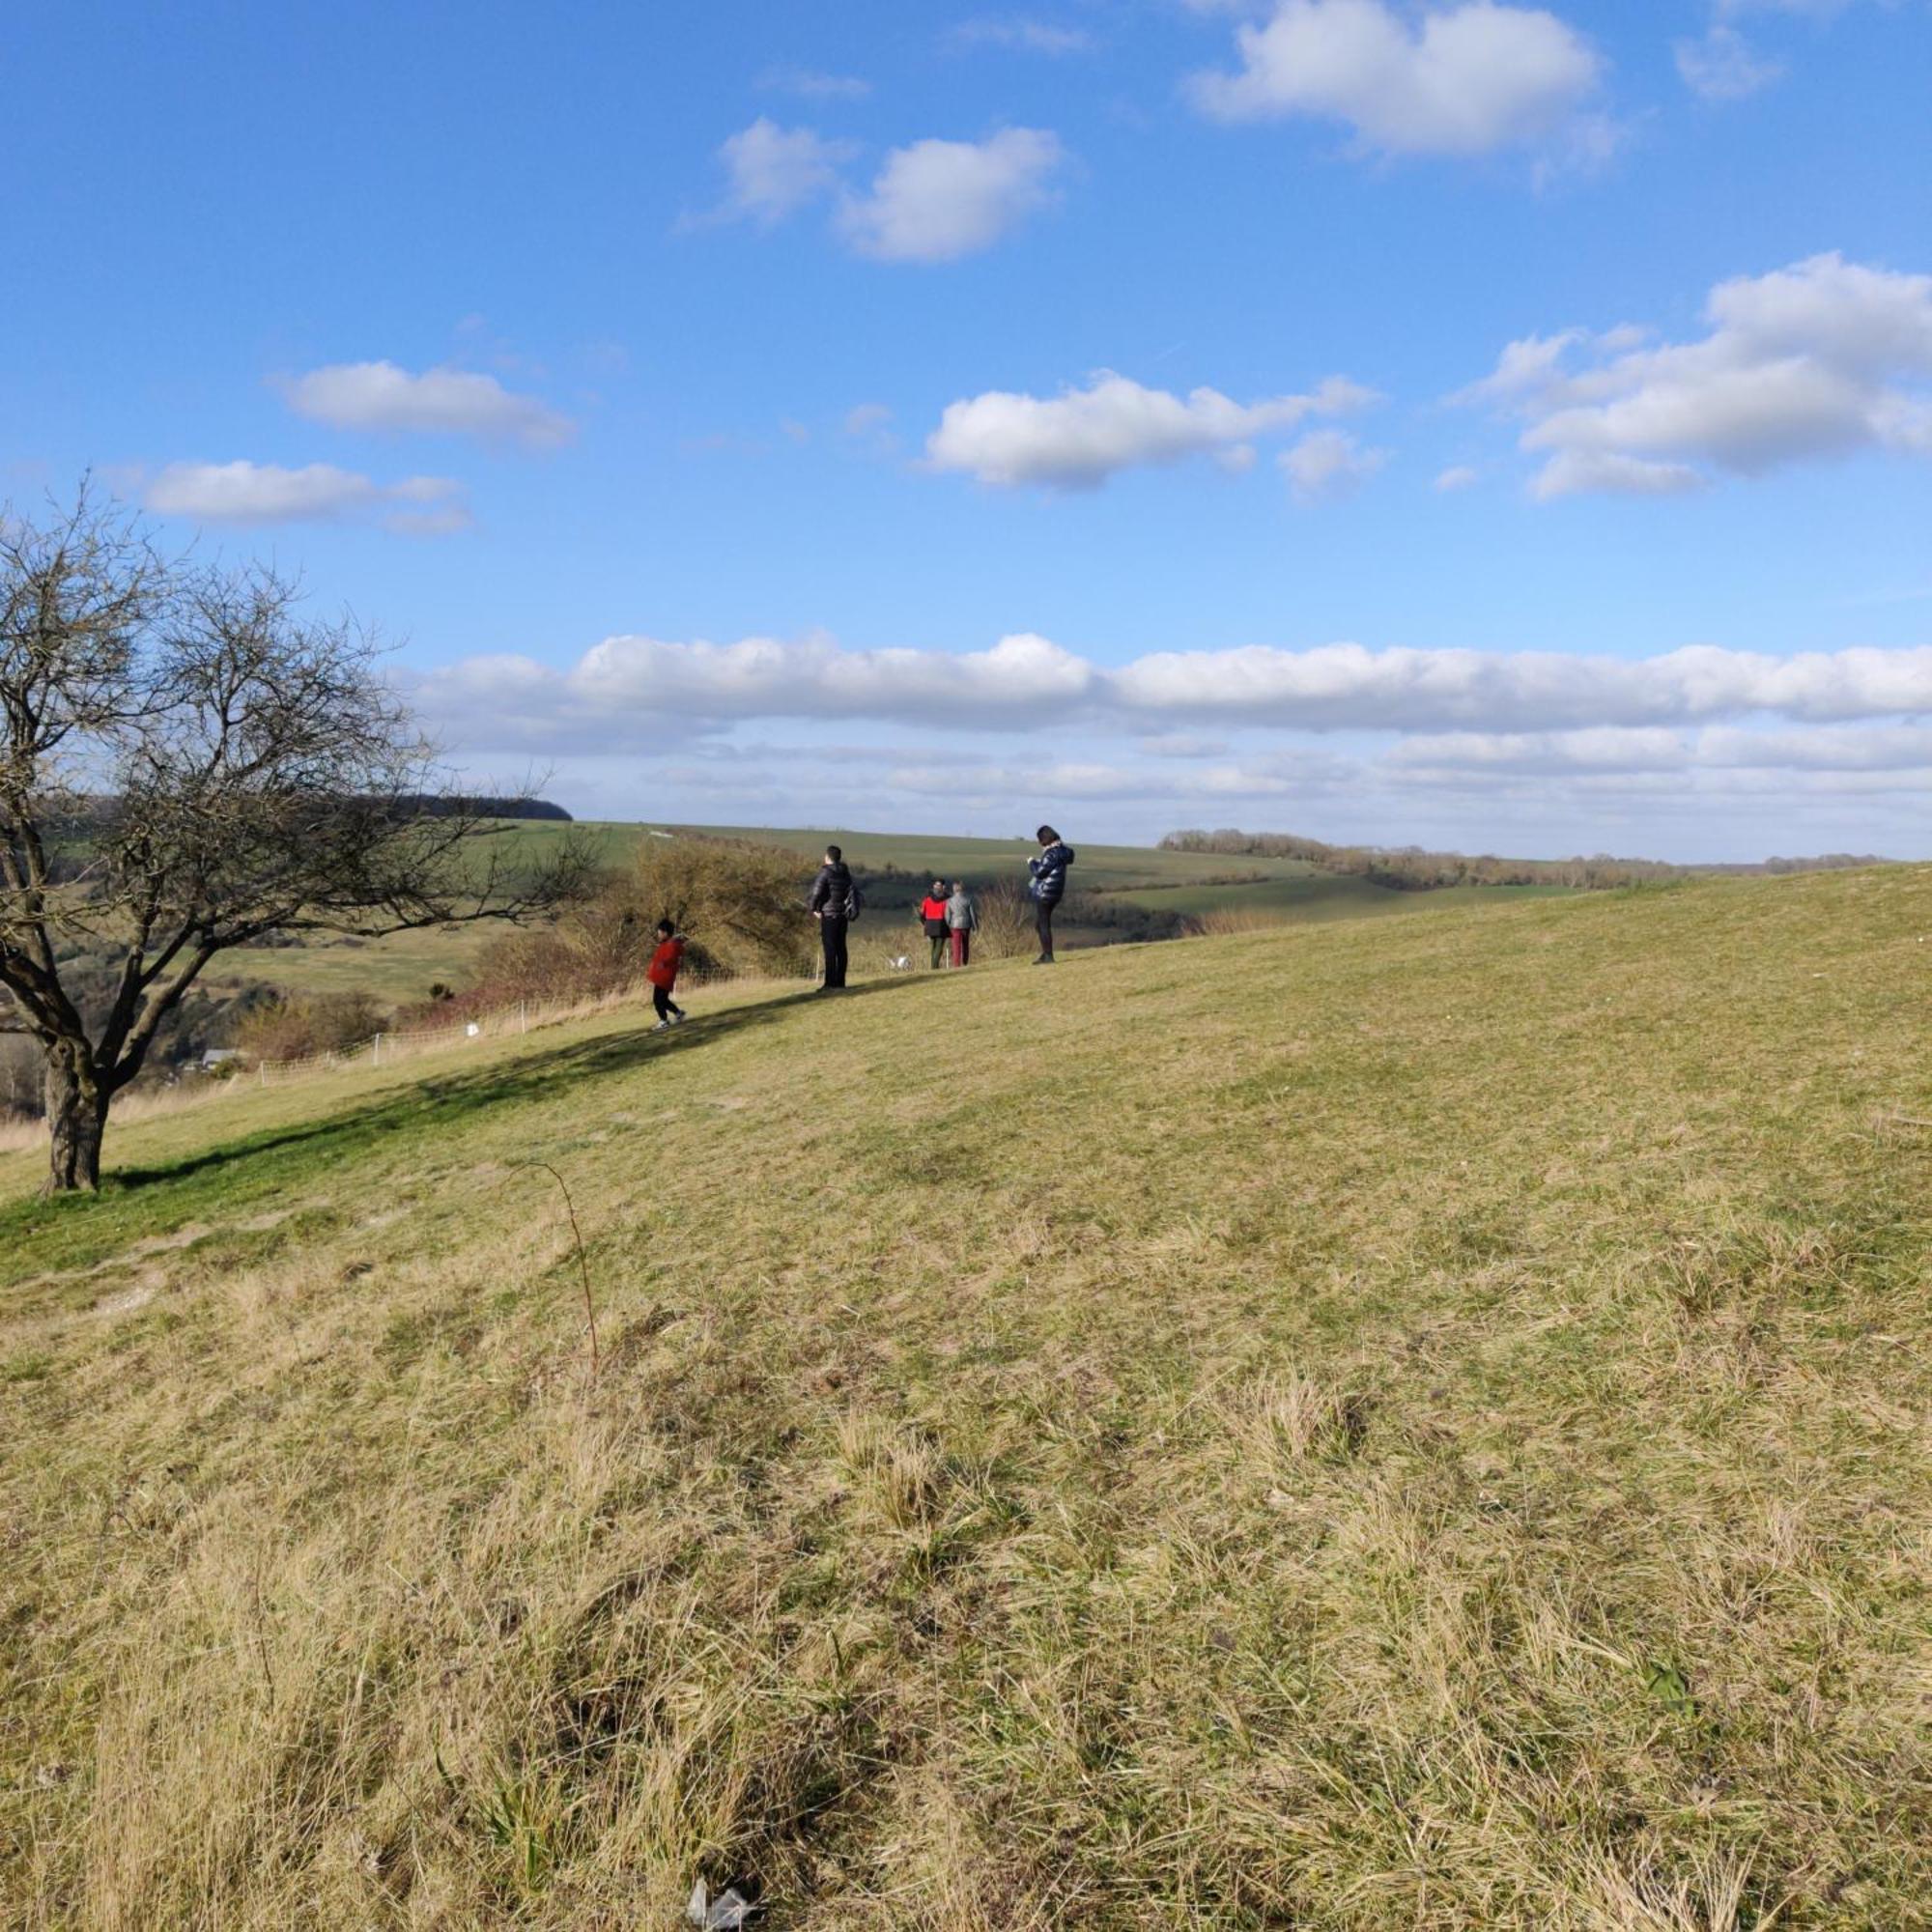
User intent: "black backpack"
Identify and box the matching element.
[843,882,865,922]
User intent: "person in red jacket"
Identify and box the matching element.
[919,878,951,970]
[647,920,688,1030]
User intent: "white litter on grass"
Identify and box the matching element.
[686,1880,753,1928]
[94,1283,157,1318]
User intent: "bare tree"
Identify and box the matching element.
[0,490,593,1193]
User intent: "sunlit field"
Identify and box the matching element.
[5,868,1929,1928]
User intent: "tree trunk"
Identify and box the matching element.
[43,1052,108,1195]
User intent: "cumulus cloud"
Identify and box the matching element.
[1189,0,1605,158]
[1674,25,1783,100]
[409,628,1932,852]
[1108,639,1932,728]
[144,461,469,533]
[712,118,855,225]
[703,122,1065,263]
[838,128,1065,262]
[925,371,1377,487]
[410,630,1932,761]
[1458,252,1932,497]
[280,361,574,449]
[1280,427,1387,500]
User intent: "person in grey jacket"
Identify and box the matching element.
[807,845,856,989]
[945,879,979,967]
[1027,826,1074,964]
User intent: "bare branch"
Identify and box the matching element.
[0,485,593,1189]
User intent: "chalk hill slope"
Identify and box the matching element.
[4,868,1930,1928]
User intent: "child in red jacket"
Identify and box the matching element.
[647,921,687,1030]
[920,879,952,970]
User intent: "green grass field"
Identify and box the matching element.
[6,869,1929,1927]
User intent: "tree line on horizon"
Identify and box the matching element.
[1158,829,1890,894]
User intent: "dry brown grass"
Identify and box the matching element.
[3,868,1930,1927]
[1185,904,1301,938]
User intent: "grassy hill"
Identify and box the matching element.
[198,820,1483,1008]
[5,869,1929,1927]
[23,822,1449,1019]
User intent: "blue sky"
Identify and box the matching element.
[5,0,1929,858]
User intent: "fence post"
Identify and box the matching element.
[519,1000,526,1035]
[372,1033,383,1068]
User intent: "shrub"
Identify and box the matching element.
[973,880,1037,960]
[1186,906,1295,938]
[424,835,819,1019]
[235,992,387,1064]
[626,836,817,978]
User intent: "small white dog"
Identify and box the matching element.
[886,953,915,972]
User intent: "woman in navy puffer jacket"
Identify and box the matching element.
[1027,825,1074,964]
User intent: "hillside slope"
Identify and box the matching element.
[191,821,1440,1006]
[4,871,1930,1928]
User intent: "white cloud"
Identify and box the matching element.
[838,128,1065,262]
[1280,427,1387,500]
[842,401,898,455]
[1674,25,1783,99]
[1435,463,1480,490]
[144,462,469,533]
[280,361,574,449]
[950,16,1094,54]
[754,65,871,100]
[713,118,855,225]
[1456,327,1589,405]
[412,630,1932,757]
[550,630,1096,733]
[704,123,1065,264]
[1390,722,1932,776]
[1110,640,1932,728]
[925,371,1377,487]
[1189,0,1605,157]
[416,640,1932,858]
[1459,252,1932,497]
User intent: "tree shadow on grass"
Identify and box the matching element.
[122,978,940,1189]
[0,976,943,1270]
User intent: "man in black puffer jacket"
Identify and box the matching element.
[807,844,856,988]
[1026,825,1074,964]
